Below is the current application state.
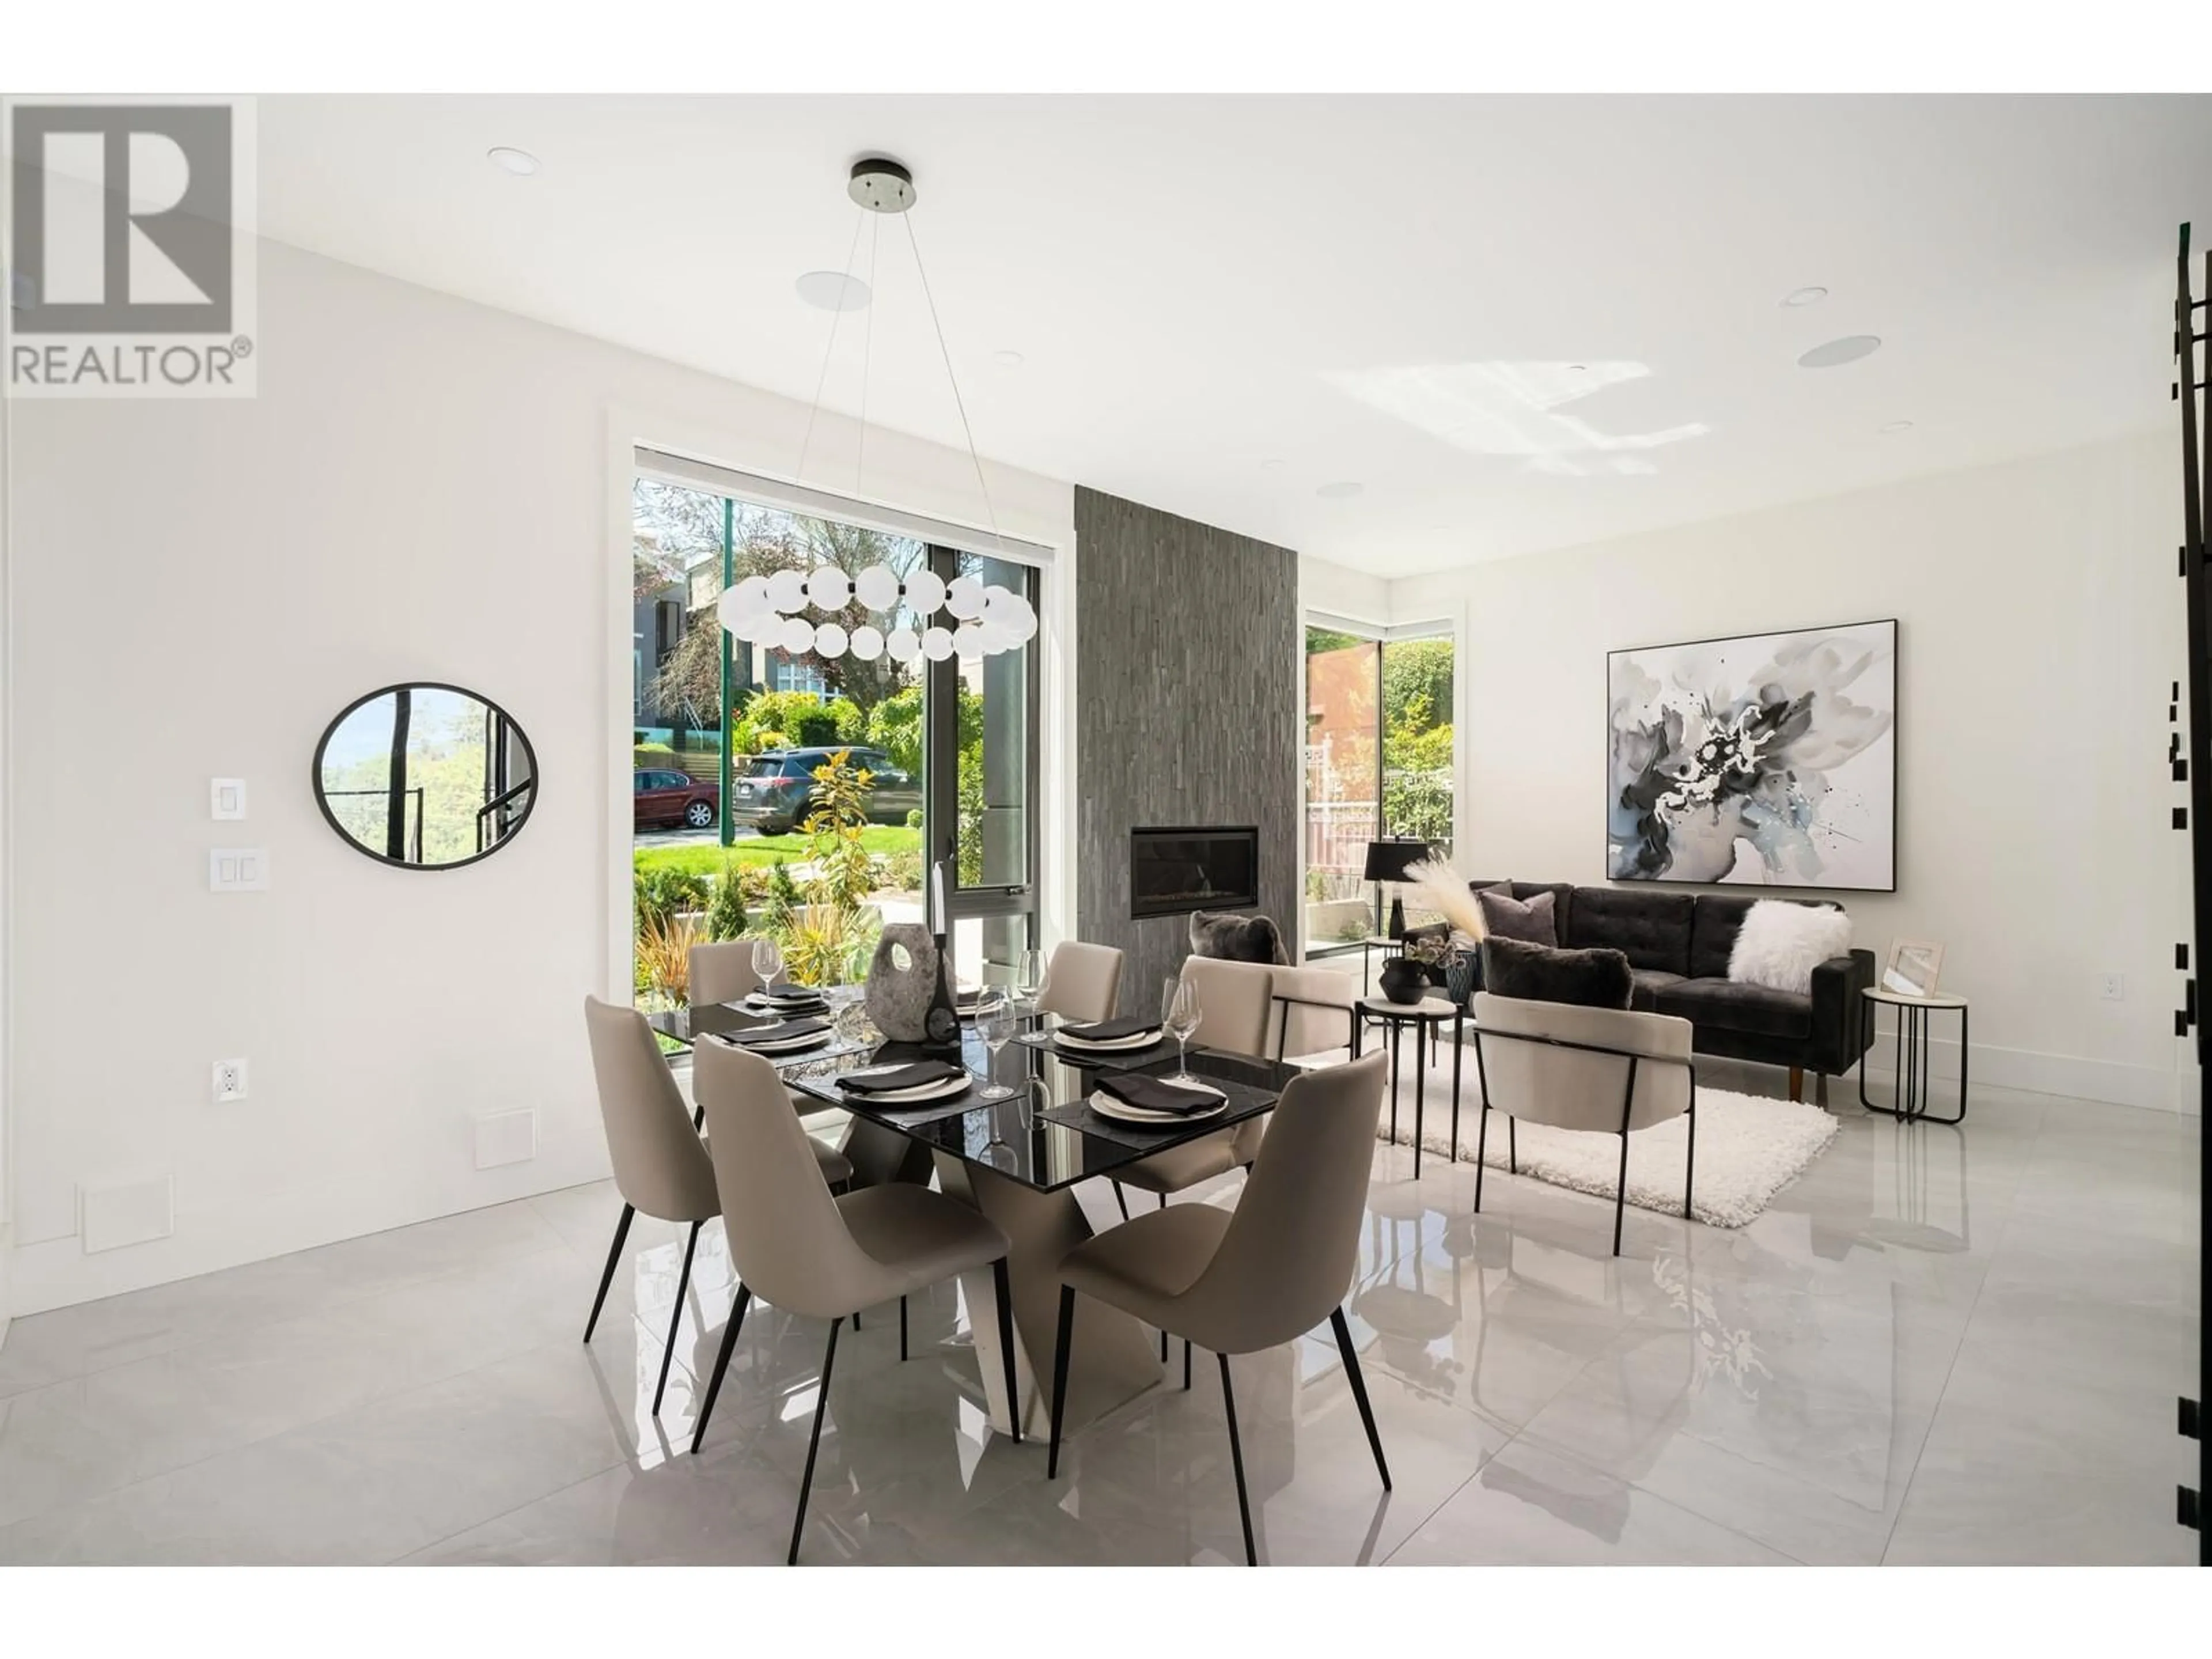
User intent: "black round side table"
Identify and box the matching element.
[1352,994,1464,1177]
[1858,987,1969,1125]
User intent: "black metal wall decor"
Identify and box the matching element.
[312,681,538,870]
[2170,224,2207,1560]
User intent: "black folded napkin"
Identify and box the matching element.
[1059,1015,1162,1043]
[1097,1073,1220,1116]
[840,1060,965,1096]
[760,983,823,1002]
[723,1018,828,1047]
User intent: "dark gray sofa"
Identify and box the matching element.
[1462,880,1876,1101]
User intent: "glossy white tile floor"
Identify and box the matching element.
[0,1065,2197,1566]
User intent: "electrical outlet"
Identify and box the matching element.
[213,1059,248,1103]
[2100,974,2125,1002]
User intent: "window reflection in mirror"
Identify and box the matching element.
[315,683,537,869]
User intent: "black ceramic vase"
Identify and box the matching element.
[1377,956,1427,1005]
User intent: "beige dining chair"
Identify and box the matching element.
[1048,1050,1392,1565]
[690,939,767,1006]
[690,1038,1022,1565]
[1035,940,1123,1024]
[579,996,726,1418]
[1468,991,1696,1255]
[1109,955,1275,1220]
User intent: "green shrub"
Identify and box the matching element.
[634,866,710,927]
[705,860,751,940]
[790,707,840,747]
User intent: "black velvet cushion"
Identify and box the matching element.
[1656,978,1812,1039]
[1188,910,1288,965]
[1465,881,1571,940]
[1567,888,1695,976]
[1629,968,1684,1014]
[1476,887,1558,945]
[1480,935,1633,1010]
[1688,894,1839,980]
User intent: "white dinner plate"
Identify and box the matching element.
[1054,1028,1164,1052]
[1090,1087,1228,1125]
[839,1070,972,1106]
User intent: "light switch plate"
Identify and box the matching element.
[209,848,269,892]
[210,778,247,820]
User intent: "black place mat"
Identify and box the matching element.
[1036,1100,1203,1147]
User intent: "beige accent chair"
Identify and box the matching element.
[690,1039,1022,1565]
[1048,1051,1393,1565]
[579,997,728,1418]
[689,939,766,1006]
[1035,940,1124,1024]
[1469,992,1697,1256]
[1109,955,1274,1217]
[1263,962,1359,1062]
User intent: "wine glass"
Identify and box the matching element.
[751,937,783,993]
[1016,948,1048,1014]
[1161,976,1204,1085]
[976,988,1017,1101]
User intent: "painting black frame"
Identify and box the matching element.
[1604,618,1898,893]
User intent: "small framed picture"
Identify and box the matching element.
[1883,940,1945,998]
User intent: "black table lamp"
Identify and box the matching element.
[1362,838,1430,938]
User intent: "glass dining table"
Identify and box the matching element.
[651,989,1299,1438]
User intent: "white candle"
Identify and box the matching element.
[931,861,946,937]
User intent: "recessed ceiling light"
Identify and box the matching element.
[794,271,871,312]
[1798,335,1882,369]
[1879,419,1915,434]
[486,146,539,177]
[1316,481,1364,499]
[991,349,1025,368]
[1565,363,1589,374]
[1782,286,1829,308]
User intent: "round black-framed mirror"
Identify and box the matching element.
[312,681,539,871]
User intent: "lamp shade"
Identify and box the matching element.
[1362,839,1430,883]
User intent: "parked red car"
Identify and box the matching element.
[633,767,719,831]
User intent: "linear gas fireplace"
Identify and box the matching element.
[1129,825,1259,920]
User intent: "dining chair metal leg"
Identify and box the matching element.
[991,1257,1021,1444]
[899,1294,908,1362]
[1183,1338,1192,1391]
[690,1283,751,1454]
[1473,1106,1490,1211]
[1217,1352,1257,1566]
[652,1218,703,1415]
[582,1203,635,1343]
[1508,1116,1518,1175]
[1047,1285,1077,1478]
[1112,1184,1130,1222]
[787,1316,843,1566]
[1330,1306,1392,1491]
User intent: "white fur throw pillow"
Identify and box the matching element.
[1727,901,1853,996]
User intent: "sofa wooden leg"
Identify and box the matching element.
[1815,1070,1828,1107]
[1788,1065,1804,1103]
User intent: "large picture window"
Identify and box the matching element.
[1303,620,1454,955]
[628,454,1042,1005]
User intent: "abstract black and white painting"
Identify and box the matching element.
[1607,619,1896,891]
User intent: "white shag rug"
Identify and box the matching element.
[1350,1060,1839,1228]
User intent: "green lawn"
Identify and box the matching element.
[633,825,920,880]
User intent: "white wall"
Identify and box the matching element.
[3,237,1073,1316]
[1391,431,2188,1110]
